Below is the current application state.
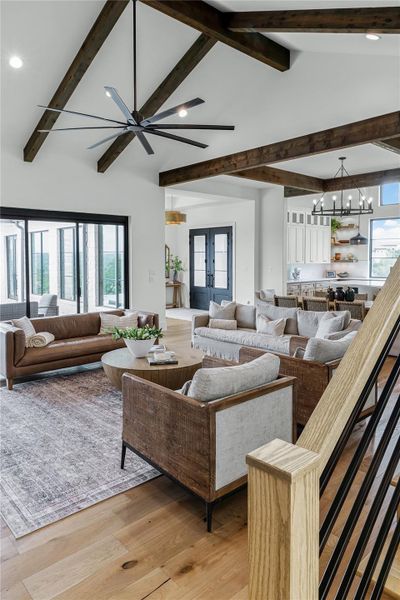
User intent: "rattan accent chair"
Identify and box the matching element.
[334,300,366,321]
[303,297,330,312]
[314,290,328,298]
[354,293,368,301]
[274,295,299,308]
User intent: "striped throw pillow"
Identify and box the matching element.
[99,312,138,335]
[12,316,36,345]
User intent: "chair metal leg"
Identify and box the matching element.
[121,441,127,469]
[206,501,215,533]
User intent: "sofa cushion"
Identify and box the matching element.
[17,335,125,366]
[256,303,299,335]
[256,314,286,336]
[209,318,237,330]
[236,304,256,329]
[209,300,236,320]
[187,353,280,402]
[29,310,125,340]
[297,309,351,337]
[194,326,291,355]
[303,331,357,363]
[315,312,348,339]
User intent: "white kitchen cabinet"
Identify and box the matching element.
[287,224,305,264]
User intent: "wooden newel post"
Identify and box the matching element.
[247,438,320,600]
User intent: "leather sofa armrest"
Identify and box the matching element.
[0,323,25,377]
[192,314,210,339]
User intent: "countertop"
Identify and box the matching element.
[287,278,385,286]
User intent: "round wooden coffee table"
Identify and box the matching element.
[101,345,203,391]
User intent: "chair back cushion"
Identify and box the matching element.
[256,303,299,335]
[187,353,280,402]
[303,331,357,362]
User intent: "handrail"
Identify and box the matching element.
[297,257,400,472]
[247,258,400,599]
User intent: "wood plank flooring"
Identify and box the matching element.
[1,318,398,600]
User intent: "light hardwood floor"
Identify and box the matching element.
[1,318,397,600]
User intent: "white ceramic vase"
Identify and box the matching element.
[124,338,156,358]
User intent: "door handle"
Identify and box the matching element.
[209,273,214,288]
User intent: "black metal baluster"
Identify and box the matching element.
[370,517,400,600]
[355,479,400,600]
[319,393,400,600]
[335,439,400,599]
[320,354,400,551]
[320,316,400,495]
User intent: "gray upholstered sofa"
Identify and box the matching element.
[192,302,362,361]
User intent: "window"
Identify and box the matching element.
[30,231,49,295]
[97,225,125,308]
[6,235,17,299]
[59,227,76,301]
[380,182,400,206]
[369,218,400,278]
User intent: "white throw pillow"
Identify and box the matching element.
[303,331,357,362]
[187,352,280,402]
[209,300,236,320]
[259,289,275,301]
[99,312,138,335]
[315,312,347,339]
[12,316,36,341]
[209,318,237,330]
[222,300,256,329]
[256,303,299,335]
[256,314,286,336]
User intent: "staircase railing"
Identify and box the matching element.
[247,258,400,600]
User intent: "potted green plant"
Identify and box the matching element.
[170,255,184,282]
[112,325,163,358]
[331,218,342,242]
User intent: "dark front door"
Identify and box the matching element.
[189,226,233,310]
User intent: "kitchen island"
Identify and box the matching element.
[287,278,385,299]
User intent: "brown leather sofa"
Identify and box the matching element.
[0,309,158,389]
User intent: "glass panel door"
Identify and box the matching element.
[0,219,28,319]
[97,224,125,309]
[189,226,233,309]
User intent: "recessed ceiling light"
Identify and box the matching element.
[9,55,23,69]
[178,109,188,118]
[366,33,381,41]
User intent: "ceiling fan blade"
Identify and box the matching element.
[141,98,205,126]
[136,132,154,155]
[145,128,208,149]
[38,126,128,132]
[146,124,235,130]
[37,105,126,126]
[104,87,136,125]
[87,130,129,150]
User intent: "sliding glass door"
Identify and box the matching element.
[0,209,129,318]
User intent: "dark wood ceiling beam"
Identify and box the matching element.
[374,137,400,155]
[284,187,315,198]
[231,165,324,191]
[97,33,216,173]
[23,0,129,162]
[140,0,290,71]
[324,168,400,192]
[159,111,400,186]
[224,7,400,33]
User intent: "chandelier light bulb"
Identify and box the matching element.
[313,198,317,205]
[361,195,366,200]
[368,197,373,204]
[346,201,350,207]
[332,195,337,201]
[348,195,353,200]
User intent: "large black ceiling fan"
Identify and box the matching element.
[37,0,234,154]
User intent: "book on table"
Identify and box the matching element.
[147,351,178,366]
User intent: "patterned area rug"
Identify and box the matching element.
[0,369,159,538]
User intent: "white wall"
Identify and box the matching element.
[165,195,256,307]
[256,187,287,295]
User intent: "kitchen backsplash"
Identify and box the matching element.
[287,261,369,281]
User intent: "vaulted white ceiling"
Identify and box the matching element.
[1,0,399,186]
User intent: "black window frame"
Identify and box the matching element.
[0,207,129,317]
[6,234,18,300]
[97,224,125,309]
[369,216,400,279]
